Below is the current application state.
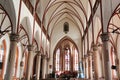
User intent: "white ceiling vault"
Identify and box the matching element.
[34,0,120,58]
[35,0,97,55]
[1,0,100,57]
[38,0,96,36]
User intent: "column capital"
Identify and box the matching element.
[46,57,50,61]
[35,51,41,56]
[27,45,34,51]
[82,58,86,61]
[84,54,88,59]
[100,32,109,42]
[41,54,46,59]
[10,33,19,42]
[87,50,93,56]
[92,44,98,51]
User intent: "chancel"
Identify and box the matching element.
[0,0,120,80]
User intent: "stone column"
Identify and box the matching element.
[88,54,93,80]
[46,58,50,76]
[101,50,105,78]
[88,57,90,79]
[117,59,120,79]
[20,60,24,79]
[35,51,41,80]
[5,34,19,80]
[83,58,87,78]
[26,45,34,80]
[41,54,47,79]
[101,33,112,80]
[84,57,88,79]
[115,58,120,79]
[92,44,100,80]
[86,57,89,79]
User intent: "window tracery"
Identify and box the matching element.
[54,39,79,73]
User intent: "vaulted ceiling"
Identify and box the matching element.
[29,0,100,55]
[35,0,96,38]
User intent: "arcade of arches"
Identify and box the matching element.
[0,0,120,80]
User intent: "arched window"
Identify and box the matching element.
[64,47,70,71]
[54,39,79,73]
[0,40,6,79]
[0,42,4,74]
[63,22,69,34]
[56,48,60,71]
[74,48,78,71]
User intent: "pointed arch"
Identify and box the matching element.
[53,36,79,73]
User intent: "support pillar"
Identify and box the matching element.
[41,54,47,79]
[83,58,87,78]
[88,57,90,79]
[5,34,19,80]
[118,63,120,79]
[101,33,112,80]
[88,53,93,80]
[20,60,24,79]
[46,57,50,77]
[86,57,89,79]
[101,50,105,78]
[35,51,41,80]
[84,56,89,79]
[92,44,99,80]
[115,58,120,79]
[26,45,34,80]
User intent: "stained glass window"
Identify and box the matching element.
[56,48,60,71]
[0,45,4,62]
[65,48,70,70]
[54,40,79,73]
[74,48,78,71]
[0,43,4,74]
